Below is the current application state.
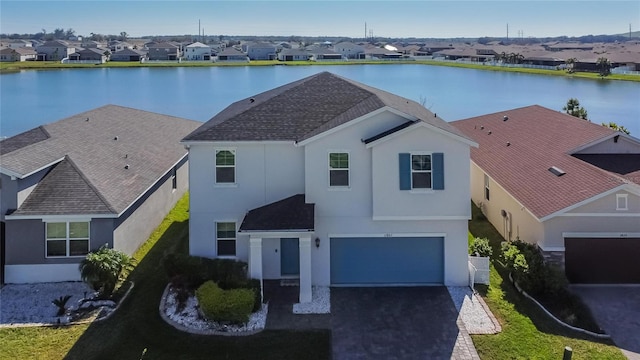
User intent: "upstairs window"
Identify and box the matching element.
[329,152,349,187]
[216,222,236,256]
[616,194,628,211]
[399,153,444,191]
[46,221,90,257]
[215,149,235,184]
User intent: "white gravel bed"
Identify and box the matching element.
[447,286,497,334]
[0,282,92,326]
[162,286,267,334]
[293,286,330,314]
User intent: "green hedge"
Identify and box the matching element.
[196,281,255,324]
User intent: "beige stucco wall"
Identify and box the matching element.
[574,136,640,154]
[564,190,640,214]
[470,161,544,245]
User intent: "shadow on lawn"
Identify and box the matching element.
[64,219,331,360]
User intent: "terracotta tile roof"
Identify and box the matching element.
[1,105,201,215]
[451,105,632,219]
[184,72,468,143]
[239,194,314,232]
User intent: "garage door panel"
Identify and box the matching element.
[330,237,444,285]
[565,237,640,284]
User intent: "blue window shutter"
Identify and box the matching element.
[432,153,444,190]
[399,153,411,190]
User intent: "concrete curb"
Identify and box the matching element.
[508,273,611,339]
[158,283,266,336]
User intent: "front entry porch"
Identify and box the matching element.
[238,194,315,303]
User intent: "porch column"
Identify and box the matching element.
[249,237,263,281]
[299,236,312,303]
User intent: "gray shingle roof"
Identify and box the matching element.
[183,72,469,142]
[239,194,314,232]
[1,105,201,216]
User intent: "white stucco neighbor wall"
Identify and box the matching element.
[574,136,640,154]
[188,142,304,258]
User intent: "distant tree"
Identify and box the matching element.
[596,57,611,76]
[563,98,588,120]
[65,28,75,39]
[565,57,577,73]
[120,31,128,41]
[602,122,630,135]
[53,28,65,39]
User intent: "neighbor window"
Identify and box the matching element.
[484,174,490,201]
[616,194,628,211]
[216,222,236,256]
[215,149,235,184]
[46,221,90,257]
[411,154,432,189]
[171,166,177,190]
[329,152,349,187]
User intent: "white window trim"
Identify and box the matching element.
[214,148,237,186]
[616,194,628,211]
[44,221,90,258]
[410,152,433,191]
[215,221,237,257]
[328,150,350,189]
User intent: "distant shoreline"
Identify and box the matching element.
[1,60,639,82]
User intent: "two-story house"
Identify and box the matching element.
[184,42,212,61]
[36,40,75,61]
[0,105,200,284]
[182,72,477,303]
[243,42,277,60]
[146,42,180,61]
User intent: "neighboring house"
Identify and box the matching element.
[7,40,33,49]
[452,105,640,284]
[307,47,343,61]
[277,49,309,61]
[184,42,212,61]
[67,48,108,62]
[243,42,277,60]
[0,47,37,62]
[332,42,365,59]
[364,47,403,60]
[36,40,75,61]
[109,40,133,52]
[110,48,148,62]
[0,105,201,284]
[146,42,180,60]
[215,47,249,62]
[182,72,477,303]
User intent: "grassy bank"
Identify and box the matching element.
[468,203,625,360]
[1,59,638,82]
[0,194,331,360]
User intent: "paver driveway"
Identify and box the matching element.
[331,287,479,360]
[572,286,640,360]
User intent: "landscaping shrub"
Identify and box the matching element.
[196,281,254,324]
[205,259,249,289]
[164,253,207,288]
[79,245,135,298]
[242,278,263,312]
[469,237,493,257]
[164,254,250,290]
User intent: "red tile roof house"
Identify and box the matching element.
[452,105,640,284]
[0,106,201,284]
[182,72,478,303]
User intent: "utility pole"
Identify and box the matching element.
[199,19,201,42]
[365,22,367,41]
[506,23,509,40]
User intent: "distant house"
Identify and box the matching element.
[307,47,343,61]
[243,42,277,60]
[146,42,180,61]
[81,40,103,48]
[277,49,309,61]
[365,47,403,60]
[0,105,201,284]
[36,40,75,61]
[184,42,211,61]
[215,47,249,62]
[68,48,108,63]
[452,105,640,284]
[0,47,37,62]
[110,48,148,62]
[333,42,365,60]
[109,40,133,52]
[7,40,32,49]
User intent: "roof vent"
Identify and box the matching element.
[503,115,509,121]
[434,113,437,117]
[548,166,566,177]
[114,136,118,141]
[249,98,255,103]
[488,131,492,135]
[124,164,130,169]
[480,125,484,130]
[86,117,90,122]
[506,141,511,146]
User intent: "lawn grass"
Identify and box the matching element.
[0,194,331,360]
[468,202,625,360]
[1,59,638,82]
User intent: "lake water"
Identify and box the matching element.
[1,64,639,138]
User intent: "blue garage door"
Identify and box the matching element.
[330,237,444,285]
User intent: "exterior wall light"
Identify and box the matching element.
[315,237,320,248]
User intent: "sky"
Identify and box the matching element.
[0,1,638,39]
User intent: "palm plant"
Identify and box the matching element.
[79,245,135,298]
[563,98,588,120]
